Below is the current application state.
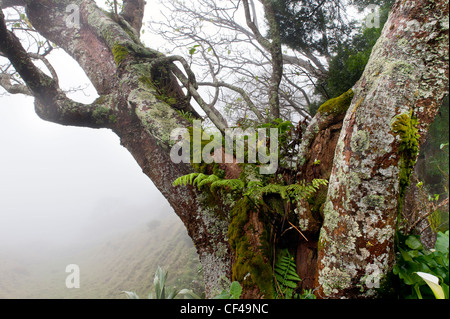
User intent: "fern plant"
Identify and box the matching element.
[173,173,327,203]
[173,173,244,193]
[273,250,302,299]
[245,178,328,204]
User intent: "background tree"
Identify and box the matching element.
[0,0,448,298]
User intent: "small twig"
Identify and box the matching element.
[288,221,308,241]
[28,52,59,84]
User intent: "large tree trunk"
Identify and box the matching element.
[316,0,449,298]
[0,0,448,299]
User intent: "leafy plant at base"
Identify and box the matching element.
[213,281,243,299]
[393,231,449,299]
[273,250,301,299]
[123,266,201,299]
[273,250,316,299]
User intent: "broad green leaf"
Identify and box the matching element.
[406,236,423,250]
[435,231,449,254]
[213,290,231,299]
[229,281,242,299]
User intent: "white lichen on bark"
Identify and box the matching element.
[317,0,449,298]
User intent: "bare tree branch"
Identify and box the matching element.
[242,0,283,118]
[0,7,116,128]
[198,80,264,122]
[28,52,59,84]
[0,72,30,94]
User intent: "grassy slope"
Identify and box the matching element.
[0,217,204,299]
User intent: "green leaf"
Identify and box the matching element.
[210,179,244,193]
[274,252,301,299]
[405,236,423,250]
[435,231,449,254]
[166,288,180,299]
[229,282,242,299]
[197,174,220,187]
[213,290,231,299]
[442,283,449,299]
[189,44,201,55]
[173,173,200,187]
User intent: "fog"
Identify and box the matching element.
[0,0,180,258]
[0,93,174,255]
[0,17,175,262]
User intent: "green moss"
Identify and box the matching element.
[228,198,250,248]
[109,114,118,124]
[138,76,177,105]
[390,111,420,213]
[92,106,112,125]
[93,95,109,105]
[155,94,177,105]
[112,43,129,66]
[317,89,354,116]
[138,75,155,89]
[227,197,274,298]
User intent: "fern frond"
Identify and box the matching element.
[251,183,288,200]
[192,173,208,187]
[210,179,245,193]
[173,173,200,187]
[311,178,328,189]
[286,179,328,201]
[197,174,220,188]
[274,251,301,299]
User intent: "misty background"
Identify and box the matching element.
[0,1,198,298]
[0,1,178,252]
[0,92,174,253]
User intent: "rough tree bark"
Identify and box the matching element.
[0,0,448,298]
[316,0,449,298]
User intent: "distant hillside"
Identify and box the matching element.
[0,217,204,299]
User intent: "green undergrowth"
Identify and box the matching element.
[394,230,449,299]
